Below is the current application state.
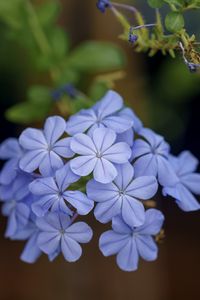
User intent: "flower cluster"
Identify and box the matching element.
[0,90,199,271]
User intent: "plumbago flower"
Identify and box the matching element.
[87,163,158,227]
[70,127,132,183]
[19,116,74,177]
[99,209,164,271]
[0,89,199,271]
[0,138,23,185]
[163,151,200,212]
[36,212,93,262]
[29,163,94,217]
[132,128,178,186]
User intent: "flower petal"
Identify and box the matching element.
[29,177,58,195]
[93,158,117,183]
[99,230,129,256]
[19,150,46,173]
[20,232,41,264]
[92,128,116,152]
[19,128,47,150]
[136,209,164,235]
[63,191,94,215]
[114,163,134,190]
[32,195,59,217]
[39,152,64,177]
[116,129,134,147]
[178,151,199,175]
[44,116,66,145]
[136,235,158,261]
[53,137,74,158]
[37,232,60,255]
[0,138,21,159]
[70,156,97,176]
[0,158,18,185]
[103,116,133,133]
[86,179,117,202]
[103,142,131,163]
[126,176,158,200]
[157,156,179,186]
[132,139,151,159]
[65,222,93,243]
[55,163,80,191]
[70,133,96,155]
[97,90,123,119]
[66,109,97,135]
[122,195,145,227]
[61,235,82,262]
[112,215,132,234]
[181,173,200,195]
[94,195,121,223]
[116,238,139,271]
[133,154,157,177]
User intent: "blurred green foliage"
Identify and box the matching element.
[0,0,126,124]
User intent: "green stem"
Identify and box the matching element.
[25,0,60,82]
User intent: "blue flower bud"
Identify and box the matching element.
[96,0,111,13]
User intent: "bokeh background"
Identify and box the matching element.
[0,1,199,299]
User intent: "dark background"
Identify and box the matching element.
[0,1,199,299]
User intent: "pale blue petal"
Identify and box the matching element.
[132,139,151,159]
[66,109,96,135]
[102,116,133,133]
[112,215,132,234]
[86,179,117,202]
[178,151,198,175]
[0,138,21,159]
[126,176,158,200]
[70,156,97,176]
[133,154,157,177]
[32,195,59,217]
[37,232,60,255]
[136,209,164,235]
[61,235,82,262]
[94,195,121,223]
[55,163,80,191]
[70,134,96,155]
[135,235,158,261]
[29,177,58,195]
[93,158,117,183]
[181,173,200,194]
[0,158,18,185]
[92,128,116,152]
[44,116,66,145]
[118,107,143,133]
[99,230,129,256]
[53,137,74,158]
[122,195,145,227]
[36,214,60,231]
[116,129,134,147]
[157,156,179,186]
[20,232,41,263]
[139,128,163,148]
[5,211,17,237]
[96,90,123,119]
[65,222,93,243]
[19,150,46,173]
[103,142,131,163]
[19,128,47,150]
[114,163,134,190]
[116,238,139,271]
[63,191,94,215]
[39,152,64,177]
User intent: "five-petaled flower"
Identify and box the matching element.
[99,209,164,271]
[66,90,133,136]
[29,163,94,217]
[87,163,158,227]
[70,127,132,183]
[36,212,93,262]
[19,116,74,177]
[132,128,177,186]
[163,151,200,211]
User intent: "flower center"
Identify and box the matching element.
[60,229,65,235]
[96,151,102,158]
[118,189,125,196]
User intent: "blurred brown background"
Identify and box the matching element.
[0,1,199,299]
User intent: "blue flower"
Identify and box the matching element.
[36,212,93,262]
[99,209,164,271]
[96,0,111,13]
[132,128,177,186]
[163,151,200,211]
[29,163,94,217]
[70,127,132,183]
[19,116,74,177]
[66,90,133,136]
[87,163,158,227]
[0,138,23,185]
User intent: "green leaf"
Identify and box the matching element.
[37,0,60,27]
[67,41,126,73]
[49,27,69,59]
[5,85,52,124]
[165,11,184,32]
[147,0,164,8]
